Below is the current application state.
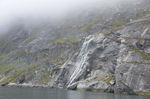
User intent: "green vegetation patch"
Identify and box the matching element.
[100,75,115,85]
[56,36,81,46]
[16,49,27,57]
[136,92,150,96]
[1,64,36,84]
[123,37,145,42]
[139,70,150,75]
[23,32,38,44]
[52,55,67,65]
[104,25,126,35]
[132,49,150,60]
[127,61,150,65]
[0,60,21,75]
[0,76,2,80]
[38,74,51,84]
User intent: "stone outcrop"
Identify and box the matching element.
[115,16,150,94]
[0,0,150,96]
[54,16,150,95]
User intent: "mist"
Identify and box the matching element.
[0,0,141,34]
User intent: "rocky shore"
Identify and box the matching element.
[0,0,150,96]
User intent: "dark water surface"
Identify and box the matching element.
[0,87,150,99]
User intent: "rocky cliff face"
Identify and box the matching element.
[0,0,150,96]
[115,16,150,95]
[53,16,150,95]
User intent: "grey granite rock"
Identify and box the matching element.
[0,0,150,96]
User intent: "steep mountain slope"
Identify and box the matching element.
[54,15,150,95]
[0,0,150,95]
[115,16,150,95]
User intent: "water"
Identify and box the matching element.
[0,87,149,99]
[68,35,95,85]
[67,34,105,86]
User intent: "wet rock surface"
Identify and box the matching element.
[0,0,150,96]
[115,17,150,94]
[54,16,150,95]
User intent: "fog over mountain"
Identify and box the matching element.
[0,0,138,34]
[0,0,150,96]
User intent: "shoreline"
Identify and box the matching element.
[2,83,50,88]
[1,82,150,96]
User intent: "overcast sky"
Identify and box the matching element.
[0,0,137,34]
[0,0,123,19]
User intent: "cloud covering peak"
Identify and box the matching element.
[0,0,137,34]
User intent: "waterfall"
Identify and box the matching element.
[67,35,95,86]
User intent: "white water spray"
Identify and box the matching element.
[67,35,95,85]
